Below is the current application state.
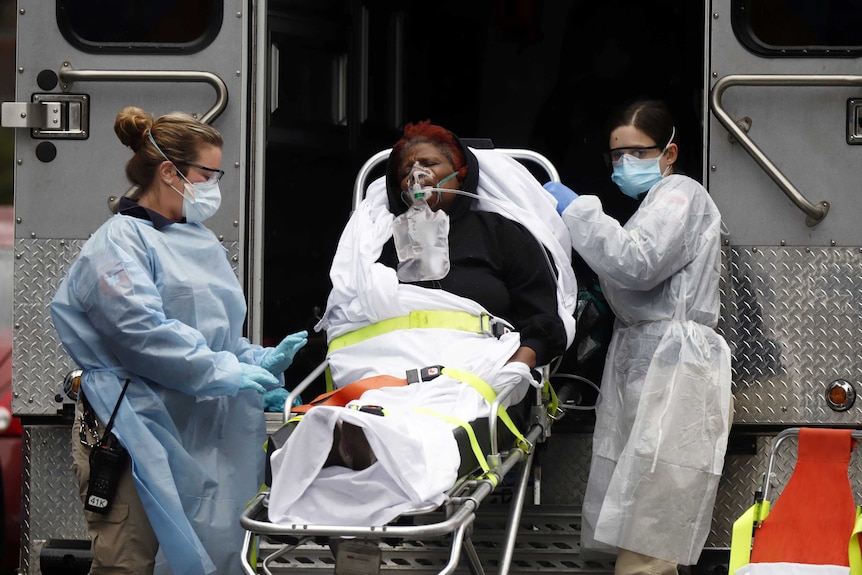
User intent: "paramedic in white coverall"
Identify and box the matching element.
[544,99,732,575]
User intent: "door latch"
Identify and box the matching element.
[1,93,90,139]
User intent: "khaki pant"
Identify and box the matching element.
[71,403,159,575]
[615,549,678,575]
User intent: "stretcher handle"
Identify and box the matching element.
[283,359,329,421]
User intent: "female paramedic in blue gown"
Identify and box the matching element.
[50,106,307,575]
[266,121,578,526]
[544,100,732,575]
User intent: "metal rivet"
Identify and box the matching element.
[19,8,24,14]
[710,165,717,172]
[20,112,26,118]
[15,217,21,224]
[780,239,786,246]
[712,72,718,78]
[218,235,224,241]
[831,239,837,246]
[18,67,23,74]
[713,13,719,19]
[236,71,241,77]
[30,232,35,238]
[16,159,22,165]
[233,221,239,227]
[236,11,242,18]
[59,239,65,246]
[751,247,758,253]
[234,162,240,168]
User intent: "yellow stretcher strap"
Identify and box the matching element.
[850,506,862,575]
[411,406,496,486]
[543,377,558,415]
[327,310,501,354]
[728,499,770,575]
[441,366,529,450]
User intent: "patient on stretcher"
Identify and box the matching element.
[267,121,578,526]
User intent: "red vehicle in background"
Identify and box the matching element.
[0,204,21,574]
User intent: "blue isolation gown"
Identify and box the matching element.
[51,210,270,575]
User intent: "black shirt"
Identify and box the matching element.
[379,209,568,366]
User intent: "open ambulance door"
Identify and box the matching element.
[0,2,260,572]
[706,0,862,555]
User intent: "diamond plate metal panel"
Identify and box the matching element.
[13,239,84,416]
[254,505,615,574]
[719,246,862,425]
[22,425,89,575]
[13,238,242,416]
[537,433,591,507]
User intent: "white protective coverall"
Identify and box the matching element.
[51,217,274,575]
[560,174,732,565]
[267,149,578,527]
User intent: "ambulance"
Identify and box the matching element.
[3,1,860,573]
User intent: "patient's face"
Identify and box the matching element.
[398,142,460,212]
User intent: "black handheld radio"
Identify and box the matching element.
[84,379,130,514]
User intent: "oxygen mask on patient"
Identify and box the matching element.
[392,164,451,282]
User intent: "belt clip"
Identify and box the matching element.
[481,313,512,339]
[406,365,445,384]
[351,404,386,416]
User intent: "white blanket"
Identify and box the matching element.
[267,149,577,526]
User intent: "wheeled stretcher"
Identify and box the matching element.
[240,357,569,575]
[239,144,579,575]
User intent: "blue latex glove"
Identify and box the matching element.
[260,330,308,376]
[239,363,278,394]
[543,181,579,215]
[262,388,288,411]
[262,388,304,412]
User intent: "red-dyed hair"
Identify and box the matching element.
[392,120,468,179]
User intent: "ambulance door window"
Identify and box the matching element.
[56,0,222,53]
[732,0,862,56]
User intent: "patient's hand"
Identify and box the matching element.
[507,346,536,369]
[491,361,534,401]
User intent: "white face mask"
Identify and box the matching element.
[169,175,222,223]
[147,130,222,222]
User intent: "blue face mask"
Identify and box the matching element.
[610,128,675,199]
[611,154,665,200]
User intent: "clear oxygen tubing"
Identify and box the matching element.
[549,373,600,411]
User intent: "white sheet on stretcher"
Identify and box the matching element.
[267,149,578,527]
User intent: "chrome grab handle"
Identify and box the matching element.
[707,74,862,227]
[57,62,229,124]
